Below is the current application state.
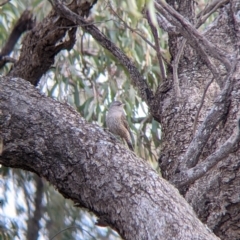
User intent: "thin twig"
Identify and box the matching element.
[164,0,228,99]
[193,77,214,134]
[172,118,240,188]
[171,38,187,98]
[52,0,154,105]
[156,12,179,34]
[108,3,156,49]
[0,137,3,156]
[108,3,170,66]
[0,56,17,64]
[50,225,97,240]
[196,0,230,28]
[155,0,231,71]
[146,10,166,81]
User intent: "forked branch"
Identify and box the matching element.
[0,10,35,69]
[155,0,231,71]
[172,119,240,188]
[179,60,237,169]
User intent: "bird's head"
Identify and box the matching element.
[109,101,124,109]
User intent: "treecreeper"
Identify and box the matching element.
[106,101,134,151]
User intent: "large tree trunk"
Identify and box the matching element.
[0,76,219,240]
[155,1,240,239]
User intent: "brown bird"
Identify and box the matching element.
[106,101,134,151]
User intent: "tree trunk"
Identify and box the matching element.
[0,76,219,239]
[155,2,240,239]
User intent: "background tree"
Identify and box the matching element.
[0,0,240,239]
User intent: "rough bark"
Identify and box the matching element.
[153,1,240,239]
[7,0,98,86]
[0,76,219,240]
[1,0,240,239]
[0,10,35,69]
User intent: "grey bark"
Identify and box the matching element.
[7,0,98,86]
[0,76,219,240]
[1,0,240,239]
[52,0,155,106]
[154,1,240,239]
[0,10,35,69]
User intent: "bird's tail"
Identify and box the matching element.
[127,140,134,151]
[126,130,134,151]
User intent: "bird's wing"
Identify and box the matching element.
[121,113,130,131]
[122,113,134,141]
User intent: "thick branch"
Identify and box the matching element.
[0,76,219,240]
[0,10,35,69]
[7,0,99,85]
[52,0,154,106]
[155,0,228,98]
[7,9,77,85]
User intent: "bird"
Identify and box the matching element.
[106,101,134,151]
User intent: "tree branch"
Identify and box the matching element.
[52,0,154,106]
[108,4,156,51]
[171,38,185,98]
[155,0,232,71]
[7,1,98,86]
[172,119,240,188]
[169,0,226,100]
[193,77,214,134]
[146,10,166,82]
[156,12,179,34]
[0,56,17,64]
[231,0,240,41]
[0,0,10,7]
[196,0,230,28]
[7,13,75,85]
[0,10,35,69]
[180,61,237,169]
[0,76,219,240]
